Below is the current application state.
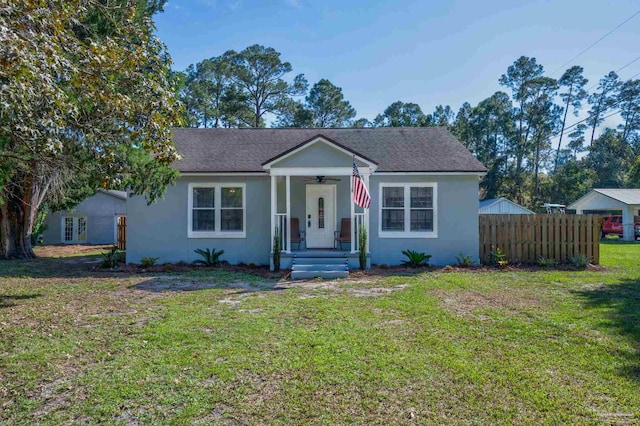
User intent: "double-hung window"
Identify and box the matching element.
[188,183,246,238]
[379,183,437,238]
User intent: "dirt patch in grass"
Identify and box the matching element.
[34,244,113,258]
[436,288,548,319]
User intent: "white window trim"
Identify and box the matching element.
[378,182,438,238]
[187,182,246,238]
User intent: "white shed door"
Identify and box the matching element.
[305,185,336,248]
[63,217,87,243]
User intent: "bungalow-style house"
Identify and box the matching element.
[479,197,534,215]
[41,189,127,245]
[126,128,486,277]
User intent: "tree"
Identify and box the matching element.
[499,56,544,181]
[353,118,373,128]
[554,66,588,171]
[431,105,454,127]
[273,100,313,127]
[225,45,308,127]
[617,79,640,143]
[180,57,249,128]
[586,71,621,145]
[305,79,356,127]
[373,101,431,127]
[586,129,633,188]
[0,1,182,258]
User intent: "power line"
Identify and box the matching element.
[549,9,640,76]
[585,54,640,91]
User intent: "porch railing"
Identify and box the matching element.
[274,213,288,252]
[353,213,365,252]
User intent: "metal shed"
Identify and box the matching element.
[479,198,534,215]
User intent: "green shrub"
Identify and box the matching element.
[273,227,281,272]
[455,253,476,267]
[140,257,159,268]
[489,247,508,268]
[358,226,367,270]
[162,263,174,272]
[193,248,225,266]
[379,264,389,270]
[537,257,557,267]
[401,250,432,268]
[100,246,123,268]
[569,254,589,268]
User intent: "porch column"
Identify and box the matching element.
[364,173,370,253]
[270,175,276,252]
[350,171,355,253]
[622,204,634,242]
[286,175,291,253]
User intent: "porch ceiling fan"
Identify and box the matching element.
[303,176,341,184]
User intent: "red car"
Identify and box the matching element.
[601,215,640,239]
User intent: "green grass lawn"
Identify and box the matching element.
[1,244,639,424]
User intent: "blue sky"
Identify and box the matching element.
[156,0,639,132]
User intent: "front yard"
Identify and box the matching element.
[1,244,639,424]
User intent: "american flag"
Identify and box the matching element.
[352,159,371,209]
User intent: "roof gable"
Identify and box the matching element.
[262,135,377,169]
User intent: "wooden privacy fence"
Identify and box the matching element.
[117,216,127,250]
[479,214,602,264]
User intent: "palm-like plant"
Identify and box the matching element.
[193,248,225,266]
[401,250,431,268]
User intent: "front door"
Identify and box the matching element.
[305,185,336,248]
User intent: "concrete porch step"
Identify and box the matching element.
[290,253,350,280]
[292,256,347,265]
[292,264,348,272]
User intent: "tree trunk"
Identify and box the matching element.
[0,169,45,259]
[0,193,36,259]
[554,87,572,172]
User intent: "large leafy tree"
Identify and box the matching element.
[554,66,588,171]
[225,45,308,127]
[0,0,182,258]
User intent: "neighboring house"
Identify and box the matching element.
[127,127,487,272]
[568,188,640,241]
[41,189,127,245]
[479,198,534,215]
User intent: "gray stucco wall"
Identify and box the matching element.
[271,141,368,168]
[126,173,480,267]
[368,174,480,266]
[126,176,271,265]
[42,192,126,245]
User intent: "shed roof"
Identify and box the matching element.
[98,189,127,200]
[592,188,640,205]
[479,197,534,214]
[172,127,487,173]
[568,188,640,210]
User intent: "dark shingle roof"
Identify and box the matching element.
[172,127,486,173]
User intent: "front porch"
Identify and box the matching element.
[270,173,369,270]
[263,135,377,272]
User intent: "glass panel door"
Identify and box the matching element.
[64,217,74,242]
